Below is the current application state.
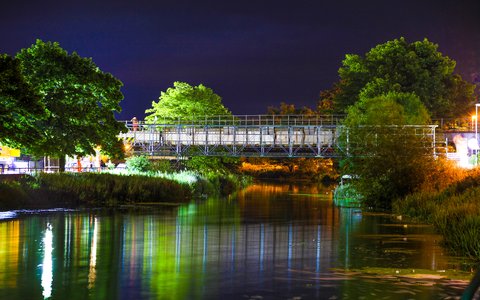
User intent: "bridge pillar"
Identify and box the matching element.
[204,126,209,155]
[176,125,181,156]
[233,126,237,155]
[260,126,264,156]
[288,126,293,157]
[316,126,321,157]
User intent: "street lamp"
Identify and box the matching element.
[475,104,480,165]
[476,104,480,142]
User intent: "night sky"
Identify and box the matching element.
[1,0,479,120]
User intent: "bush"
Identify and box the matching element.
[126,155,152,172]
[0,181,29,209]
[151,159,173,173]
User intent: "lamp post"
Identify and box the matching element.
[476,104,480,142]
[476,104,480,165]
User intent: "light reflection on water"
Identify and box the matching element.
[41,223,53,299]
[0,182,472,299]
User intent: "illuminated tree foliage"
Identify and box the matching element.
[145,81,239,173]
[341,92,435,209]
[267,101,315,115]
[344,91,430,126]
[333,37,475,118]
[145,81,231,123]
[16,40,126,168]
[0,54,44,148]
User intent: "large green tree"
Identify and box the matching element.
[0,54,44,148]
[145,81,231,123]
[333,37,475,118]
[145,81,239,173]
[340,92,434,209]
[16,40,126,169]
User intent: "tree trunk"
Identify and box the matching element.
[59,155,66,172]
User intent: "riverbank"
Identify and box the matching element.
[0,171,250,210]
[238,157,338,183]
[392,166,480,260]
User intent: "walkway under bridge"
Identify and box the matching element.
[118,115,438,158]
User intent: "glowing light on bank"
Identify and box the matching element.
[41,223,53,299]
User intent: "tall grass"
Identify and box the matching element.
[0,180,29,209]
[393,161,480,260]
[105,168,251,198]
[0,168,251,210]
[0,173,192,209]
[41,173,192,205]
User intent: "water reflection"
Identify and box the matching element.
[88,218,98,289]
[0,182,471,299]
[41,223,53,299]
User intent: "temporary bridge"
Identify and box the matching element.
[118,115,438,158]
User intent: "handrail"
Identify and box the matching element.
[120,114,346,128]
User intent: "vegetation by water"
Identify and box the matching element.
[393,161,480,260]
[0,173,191,209]
[123,155,251,196]
[238,157,337,182]
[0,166,250,210]
[333,182,362,208]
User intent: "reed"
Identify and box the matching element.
[0,173,192,209]
[393,171,480,260]
[0,169,250,210]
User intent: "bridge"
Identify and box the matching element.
[118,115,438,158]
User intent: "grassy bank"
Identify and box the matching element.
[392,165,480,260]
[0,171,250,210]
[0,173,191,209]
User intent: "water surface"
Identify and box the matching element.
[0,182,471,299]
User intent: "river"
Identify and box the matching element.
[0,182,473,299]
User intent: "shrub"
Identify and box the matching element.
[126,155,152,172]
[151,159,173,173]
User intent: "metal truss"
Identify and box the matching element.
[118,115,437,158]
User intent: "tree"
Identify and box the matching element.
[16,40,126,169]
[333,37,476,118]
[317,85,339,115]
[344,91,430,126]
[340,92,434,209]
[267,101,315,115]
[145,81,231,123]
[145,81,239,172]
[0,54,44,148]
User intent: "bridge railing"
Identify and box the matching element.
[432,117,473,131]
[119,114,345,130]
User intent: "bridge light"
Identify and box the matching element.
[123,143,132,152]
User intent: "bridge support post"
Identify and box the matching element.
[233,126,237,155]
[316,126,321,157]
[288,126,293,157]
[204,126,209,155]
[260,126,264,156]
[176,125,181,156]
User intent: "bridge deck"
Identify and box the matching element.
[118,115,437,158]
